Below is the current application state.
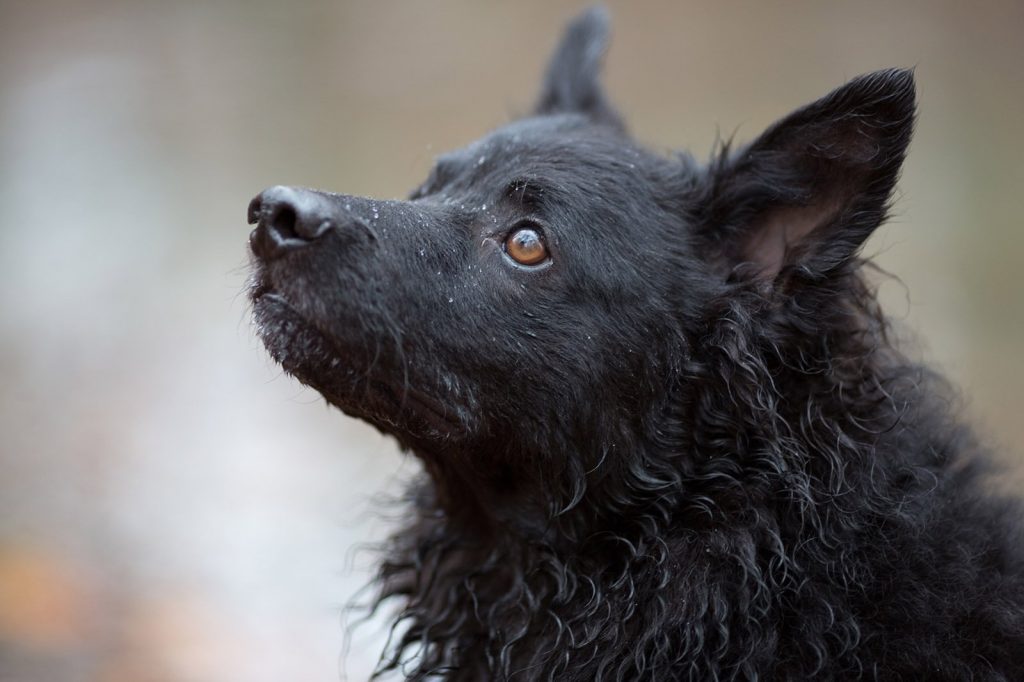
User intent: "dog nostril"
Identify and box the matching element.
[268,203,300,240]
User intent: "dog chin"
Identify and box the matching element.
[251,289,469,443]
[252,291,350,385]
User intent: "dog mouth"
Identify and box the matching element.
[249,273,466,441]
[248,271,275,303]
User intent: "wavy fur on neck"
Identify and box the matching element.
[369,266,1024,680]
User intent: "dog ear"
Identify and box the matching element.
[700,68,916,284]
[534,6,623,130]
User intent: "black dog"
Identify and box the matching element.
[246,8,1024,680]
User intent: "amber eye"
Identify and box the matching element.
[504,226,548,266]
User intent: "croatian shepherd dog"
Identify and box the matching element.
[246,7,1024,680]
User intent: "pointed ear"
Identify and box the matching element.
[534,6,624,130]
[700,68,916,284]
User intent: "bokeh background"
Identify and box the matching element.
[1,1,1022,680]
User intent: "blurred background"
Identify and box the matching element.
[1,1,1021,680]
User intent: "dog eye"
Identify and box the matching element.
[504,227,548,265]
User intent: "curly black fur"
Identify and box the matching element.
[246,8,1024,680]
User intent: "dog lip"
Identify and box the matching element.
[256,290,288,305]
[249,273,275,302]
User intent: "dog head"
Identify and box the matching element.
[247,8,914,519]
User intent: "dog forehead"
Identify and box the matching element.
[437,114,627,175]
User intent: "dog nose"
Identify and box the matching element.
[248,186,336,259]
